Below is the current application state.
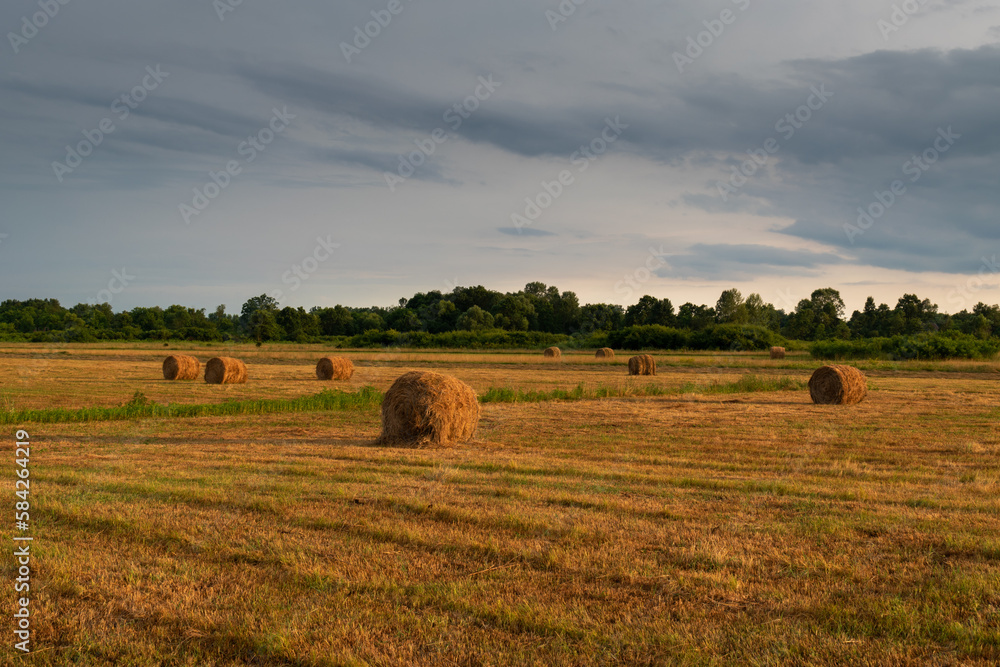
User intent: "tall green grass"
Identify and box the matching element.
[3,375,805,424]
[688,374,806,394]
[0,388,383,425]
[480,375,805,404]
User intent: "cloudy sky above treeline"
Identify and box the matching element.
[2,0,999,314]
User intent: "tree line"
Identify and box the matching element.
[3,283,1000,345]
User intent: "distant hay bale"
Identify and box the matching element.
[543,347,562,359]
[316,356,354,381]
[770,346,786,360]
[375,371,480,447]
[162,355,200,381]
[204,357,248,385]
[595,348,615,359]
[809,365,867,405]
[628,354,656,376]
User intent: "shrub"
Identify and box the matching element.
[811,332,1000,360]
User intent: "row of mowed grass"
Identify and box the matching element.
[4,372,999,665]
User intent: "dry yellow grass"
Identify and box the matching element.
[1,345,1000,664]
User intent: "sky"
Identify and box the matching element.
[1,0,999,316]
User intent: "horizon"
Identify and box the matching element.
[3,279,994,319]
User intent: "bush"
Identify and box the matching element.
[811,332,1000,360]
[606,325,690,350]
[347,329,569,349]
[0,323,27,341]
[688,324,781,352]
[607,324,780,351]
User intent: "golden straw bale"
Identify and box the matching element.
[595,348,615,359]
[375,371,480,447]
[316,356,354,381]
[162,355,200,381]
[770,346,786,360]
[204,357,248,385]
[543,347,562,358]
[808,365,867,405]
[628,354,656,376]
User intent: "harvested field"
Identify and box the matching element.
[1,343,999,665]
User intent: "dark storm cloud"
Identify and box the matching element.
[663,243,846,280]
[0,75,275,142]
[309,145,454,183]
[224,44,1000,177]
[661,47,1000,276]
[621,45,1000,168]
[230,61,602,158]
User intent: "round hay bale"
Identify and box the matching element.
[375,371,480,447]
[808,365,867,405]
[204,357,248,385]
[628,354,656,376]
[595,348,615,359]
[162,355,200,381]
[770,346,786,360]
[543,347,562,359]
[316,356,354,381]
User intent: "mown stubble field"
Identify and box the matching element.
[1,343,999,665]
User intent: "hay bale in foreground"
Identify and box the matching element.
[316,356,354,381]
[204,357,248,385]
[544,347,562,359]
[375,371,480,447]
[162,355,200,381]
[628,354,656,376]
[808,365,867,405]
[770,346,786,360]
[595,348,615,359]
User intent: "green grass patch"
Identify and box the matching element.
[697,375,807,394]
[0,387,383,425]
[479,383,679,403]
[482,375,805,404]
[4,374,806,424]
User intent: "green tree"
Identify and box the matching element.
[894,294,938,334]
[130,306,165,332]
[249,309,283,342]
[456,305,495,331]
[386,307,422,332]
[811,288,846,322]
[356,311,385,332]
[163,304,192,330]
[677,302,715,330]
[551,290,581,334]
[240,294,280,332]
[318,306,355,336]
[625,296,675,327]
[15,311,34,333]
[579,304,625,333]
[848,297,879,338]
[784,288,845,340]
[492,294,535,331]
[449,285,500,313]
[209,304,236,335]
[715,289,746,324]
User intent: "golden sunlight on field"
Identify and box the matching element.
[1,344,999,665]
